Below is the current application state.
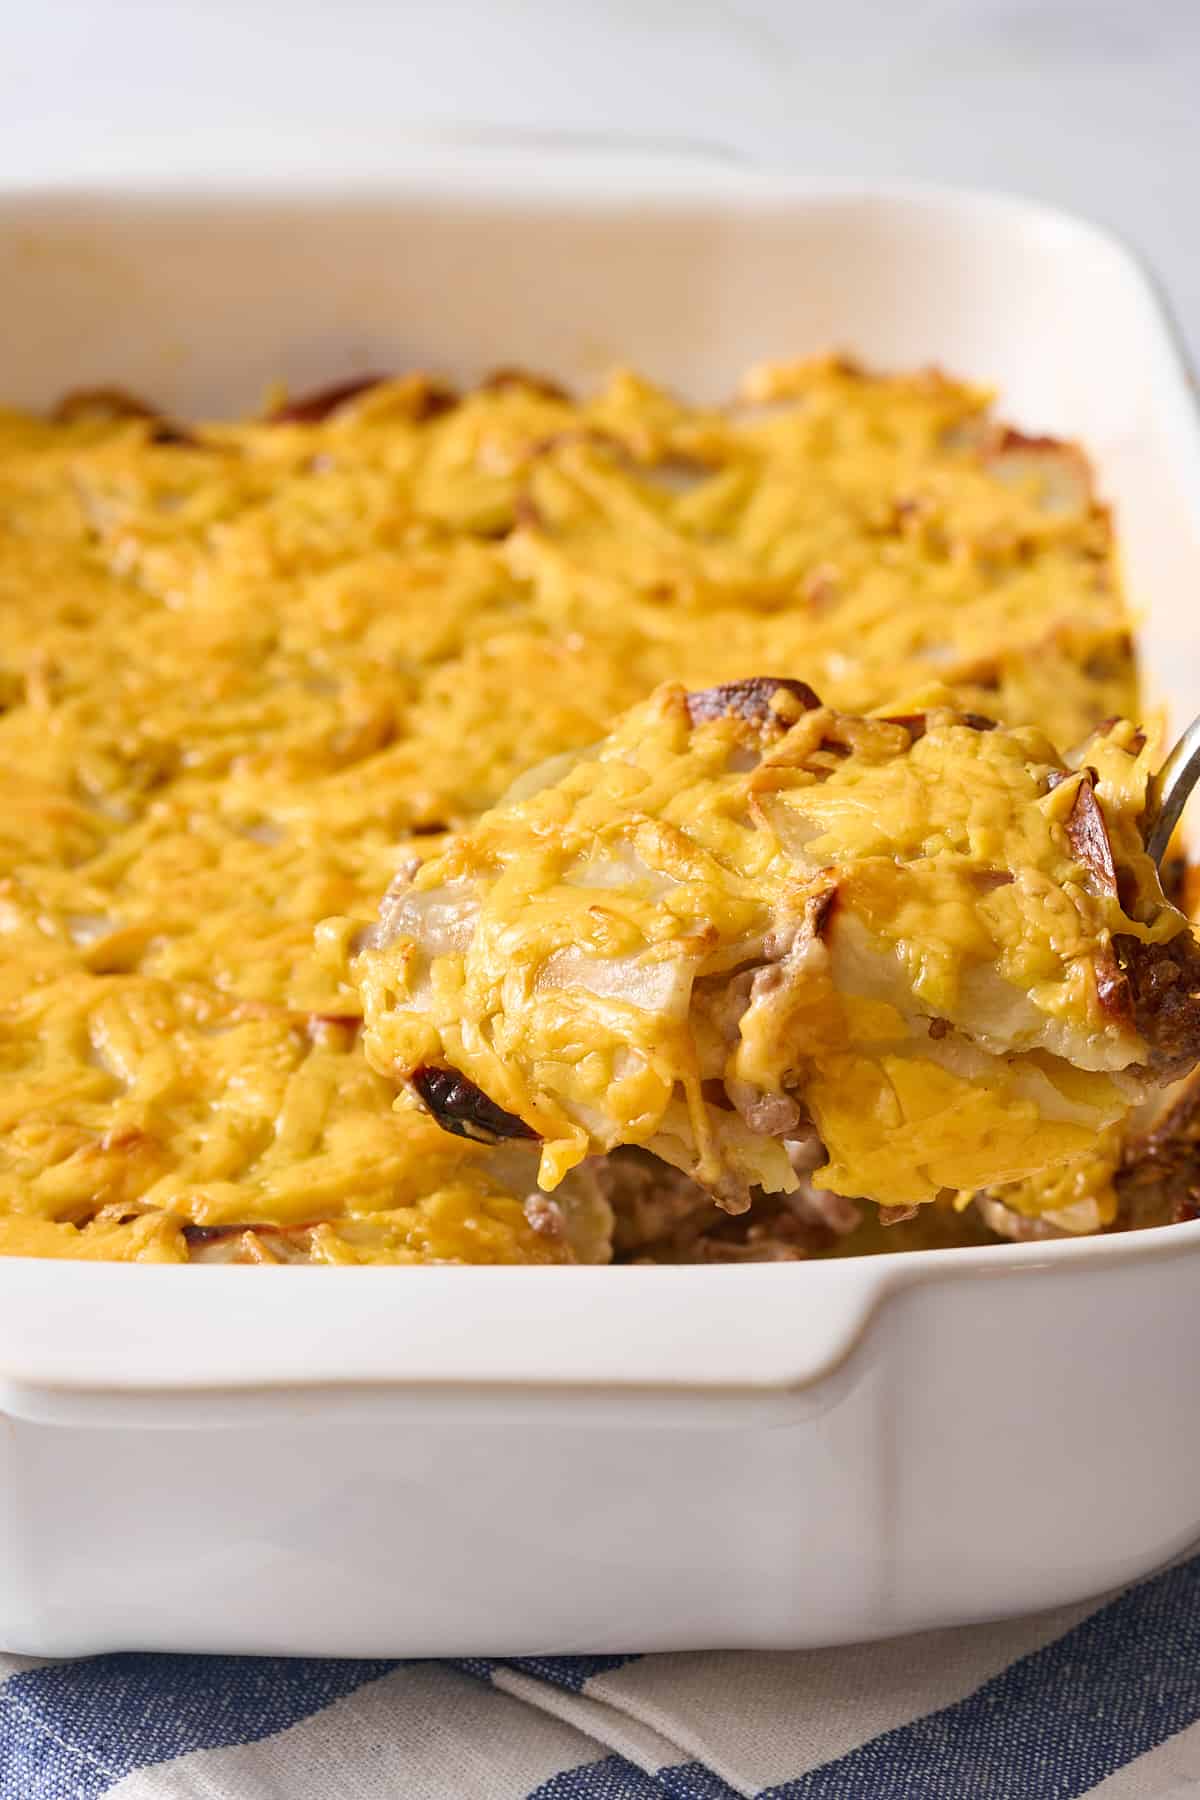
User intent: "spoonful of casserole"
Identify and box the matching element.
[352,678,1200,1220]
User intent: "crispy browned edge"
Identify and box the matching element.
[266,375,458,425]
[685,677,821,727]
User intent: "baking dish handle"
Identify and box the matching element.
[0,1261,896,1431]
[3,1227,1197,1433]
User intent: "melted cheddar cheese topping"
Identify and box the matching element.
[0,359,1141,1260]
[356,687,1173,1209]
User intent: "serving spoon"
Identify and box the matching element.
[1144,713,1200,869]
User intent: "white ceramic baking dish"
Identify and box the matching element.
[2,150,1200,1658]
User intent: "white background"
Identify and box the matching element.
[4,0,1199,347]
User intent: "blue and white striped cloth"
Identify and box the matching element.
[5,1551,1200,1799]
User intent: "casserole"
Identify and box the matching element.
[2,350,1171,1267]
[1,152,1200,1655]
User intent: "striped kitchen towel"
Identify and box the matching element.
[4,1551,1200,1800]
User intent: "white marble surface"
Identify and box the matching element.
[4,0,1199,350]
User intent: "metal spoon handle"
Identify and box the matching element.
[1144,713,1200,869]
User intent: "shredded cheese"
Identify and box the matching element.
[0,359,1140,1260]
